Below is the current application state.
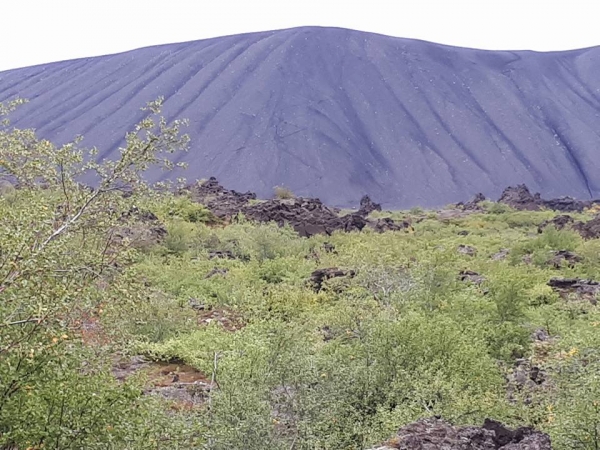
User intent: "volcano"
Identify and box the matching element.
[1,27,599,208]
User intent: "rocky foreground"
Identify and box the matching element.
[370,418,551,450]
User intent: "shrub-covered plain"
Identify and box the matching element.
[1,100,600,449]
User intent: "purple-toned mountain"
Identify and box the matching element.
[1,27,599,208]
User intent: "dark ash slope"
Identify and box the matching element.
[1,27,599,208]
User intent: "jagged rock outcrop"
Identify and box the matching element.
[185,178,408,237]
[370,217,411,233]
[572,215,600,239]
[186,177,257,218]
[498,185,543,211]
[537,213,600,240]
[542,196,594,213]
[499,185,597,212]
[456,193,487,211]
[537,215,575,233]
[358,195,382,216]
[506,358,548,405]
[548,278,600,304]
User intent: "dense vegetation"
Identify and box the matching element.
[1,100,600,449]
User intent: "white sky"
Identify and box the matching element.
[1,0,599,72]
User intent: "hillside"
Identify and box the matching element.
[1,26,599,207]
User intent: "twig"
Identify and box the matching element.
[41,189,102,248]
[289,435,298,450]
[207,351,220,449]
[0,318,41,327]
[58,160,71,212]
[210,352,220,398]
[40,185,122,249]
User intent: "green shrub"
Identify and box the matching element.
[257,257,310,284]
[0,179,15,198]
[164,196,215,223]
[482,201,512,214]
[510,227,581,266]
[504,211,551,229]
[485,278,530,360]
[0,98,198,448]
[215,222,310,262]
[162,219,194,255]
[273,185,295,199]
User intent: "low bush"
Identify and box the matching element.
[273,185,295,199]
[163,196,215,223]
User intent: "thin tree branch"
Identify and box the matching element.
[0,318,42,327]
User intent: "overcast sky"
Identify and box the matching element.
[1,0,598,72]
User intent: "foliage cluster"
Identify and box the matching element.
[0,99,198,449]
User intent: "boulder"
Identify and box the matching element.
[537,215,574,233]
[491,249,510,261]
[358,194,382,216]
[548,278,600,304]
[573,215,600,239]
[309,267,356,292]
[0,179,15,197]
[370,417,551,449]
[498,185,542,211]
[456,192,486,211]
[548,250,581,269]
[459,270,486,285]
[204,268,229,279]
[208,250,236,260]
[542,196,593,213]
[458,245,477,256]
[322,242,336,253]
